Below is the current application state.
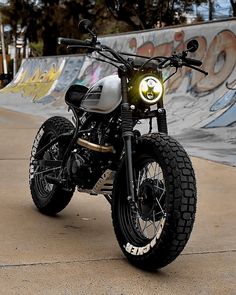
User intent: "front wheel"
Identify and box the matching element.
[112,133,197,270]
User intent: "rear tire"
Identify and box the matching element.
[112,133,197,270]
[29,116,75,215]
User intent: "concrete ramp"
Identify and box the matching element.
[0,55,85,116]
[0,19,235,165]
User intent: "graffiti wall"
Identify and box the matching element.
[1,55,85,104]
[0,19,235,129]
[2,57,65,101]
[86,20,236,98]
[95,19,236,129]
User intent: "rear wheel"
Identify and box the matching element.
[29,116,75,215]
[112,133,197,270]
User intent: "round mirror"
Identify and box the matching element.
[187,40,199,53]
[78,19,93,34]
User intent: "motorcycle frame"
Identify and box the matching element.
[34,65,168,195]
[34,39,206,193]
[34,75,167,196]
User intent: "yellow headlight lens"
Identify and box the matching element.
[139,76,163,104]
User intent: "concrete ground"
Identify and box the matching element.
[0,107,235,295]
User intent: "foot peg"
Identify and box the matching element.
[45,175,61,185]
[45,175,73,192]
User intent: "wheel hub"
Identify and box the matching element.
[137,178,164,221]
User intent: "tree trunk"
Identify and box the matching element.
[209,0,214,20]
[230,0,236,16]
[42,19,58,56]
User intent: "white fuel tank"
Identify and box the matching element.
[80,75,122,114]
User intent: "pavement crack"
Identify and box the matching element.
[182,249,236,256]
[0,250,235,269]
[0,158,28,161]
[0,257,124,269]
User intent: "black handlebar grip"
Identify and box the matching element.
[58,37,91,46]
[183,57,202,67]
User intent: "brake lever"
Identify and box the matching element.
[157,59,169,69]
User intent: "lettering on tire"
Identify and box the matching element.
[29,128,44,181]
[124,217,166,256]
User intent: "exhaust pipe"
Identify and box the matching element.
[77,138,114,153]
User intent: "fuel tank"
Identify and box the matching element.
[80,75,122,114]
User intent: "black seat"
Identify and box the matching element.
[65,84,89,108]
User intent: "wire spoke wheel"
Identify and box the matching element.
[33,135,59,198]
[29,116,75,215]
[112,133,197,270]
[133,160,166,240]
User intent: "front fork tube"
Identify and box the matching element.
[157,100,168,134]
[121,104,136,207]
[120,73,136,208]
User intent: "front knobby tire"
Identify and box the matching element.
[112,133,197,270]
[29,116,75,215]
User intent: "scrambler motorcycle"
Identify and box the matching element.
[29,20,208,270]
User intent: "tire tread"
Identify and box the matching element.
[112,132,197,269]
[29,116,75,215]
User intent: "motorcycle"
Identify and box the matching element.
[29,20,208,270]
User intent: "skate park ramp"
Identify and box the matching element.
[0,55,86,117]
[0,19,235,165]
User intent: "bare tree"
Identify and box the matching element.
[230,0,236,16]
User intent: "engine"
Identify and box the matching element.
[67,114,122,190]
[68,145,113,189]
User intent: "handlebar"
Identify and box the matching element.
[58,36,208,77]
[182,57,202,67]
[58,37,93,47]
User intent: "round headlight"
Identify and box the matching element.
[139,76,163,104]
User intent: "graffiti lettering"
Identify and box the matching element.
[195,30,236,95]
[131,29,236,96]
[81,25,235,97]
[1,20,235,103]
